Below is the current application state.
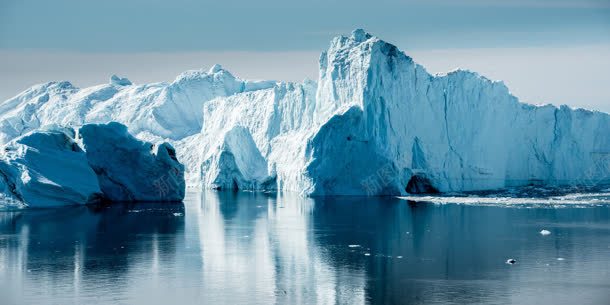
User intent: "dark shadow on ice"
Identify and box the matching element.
[405,174,439,194]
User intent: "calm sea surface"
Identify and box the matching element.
[1,191,609,305]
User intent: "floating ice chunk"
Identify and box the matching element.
[540,229,551,235]
[78,122,185,202]
[348,244,361,248]
[0,126,102,207]
[0,123,187,207]
[557,257,565,261]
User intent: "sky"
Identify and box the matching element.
[0,0,609,112]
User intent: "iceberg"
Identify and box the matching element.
[197,29,610,195]
[304,29,610,195]
[0,29,608,197]
[0,126,102,207]
[78,122,185,202]
[0,123,185,207]
[0,66,275,143]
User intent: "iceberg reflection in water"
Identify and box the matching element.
[1,191,609,304]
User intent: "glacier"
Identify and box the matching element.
[0,29,608,198]
[0,123,185,207]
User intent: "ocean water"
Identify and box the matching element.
[1,191,609,305]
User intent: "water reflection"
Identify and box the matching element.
[1,192,609,305]
[0,203,185,305]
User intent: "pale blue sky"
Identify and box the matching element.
[1,0,609,51]
[0,0,609,111]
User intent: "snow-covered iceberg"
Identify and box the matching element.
[0,123,185,207]
[0,29,608,197]
[0,65,274,143]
